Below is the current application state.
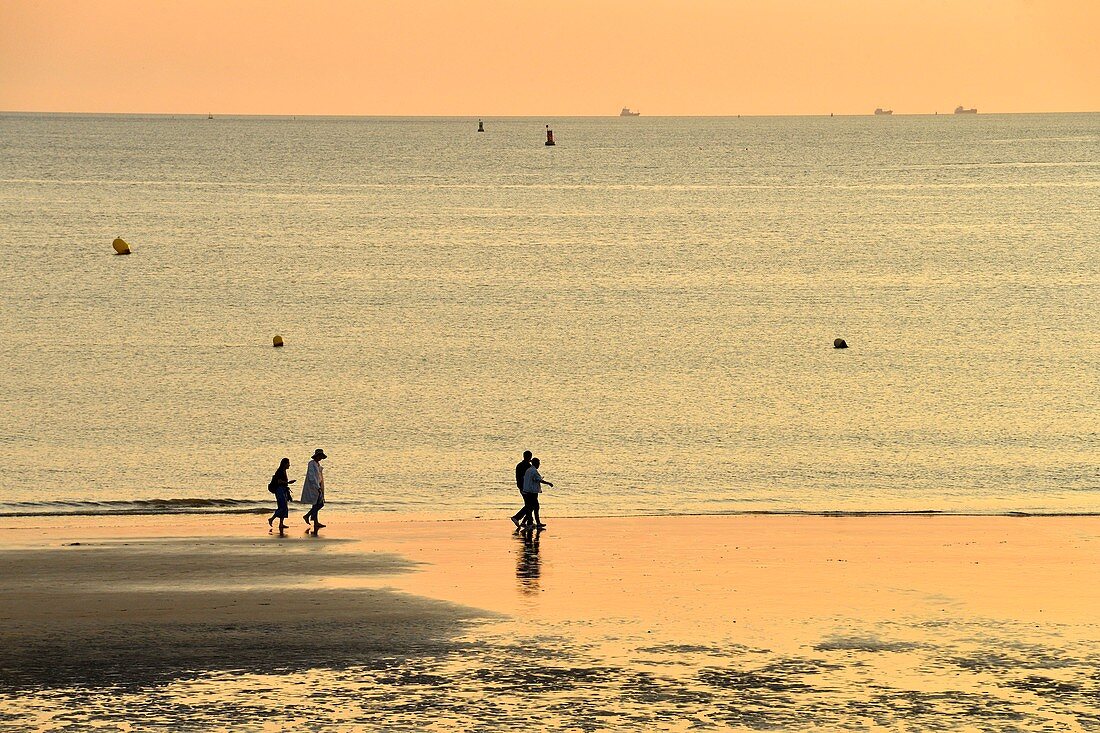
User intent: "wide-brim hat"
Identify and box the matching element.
[312,449,327,460]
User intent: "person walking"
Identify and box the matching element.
[301,448,327,530]
[510,450,533,528]
[522,457,553,529]
[267,457,296,532]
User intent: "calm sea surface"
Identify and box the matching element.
[0,113,1096,517]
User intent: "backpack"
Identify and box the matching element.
[268,476,279,493]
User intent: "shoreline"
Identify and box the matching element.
[4,505,1100,520]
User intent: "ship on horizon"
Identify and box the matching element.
[874,108,893,115]
[954,105,978,114]
[619,107,640,117]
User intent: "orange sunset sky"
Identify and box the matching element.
[1,0,1096,116]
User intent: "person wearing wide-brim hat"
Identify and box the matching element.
[301,449,328,529]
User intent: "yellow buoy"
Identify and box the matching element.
[273,335,284,348]
[112,237,131,255]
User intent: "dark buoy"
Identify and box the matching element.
[112,237,131,255]
[833,338,848,349]
[477,119,485,133]
[545,125,555,146]
[273,335,284,348]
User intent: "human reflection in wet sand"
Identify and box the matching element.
[515,527,542,595]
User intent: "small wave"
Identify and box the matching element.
[0,498,272,518]
[679,509,1100,518]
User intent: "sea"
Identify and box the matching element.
[0,113,1097,519]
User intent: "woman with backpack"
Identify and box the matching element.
[267,457,296,532]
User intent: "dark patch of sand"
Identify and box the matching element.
[0,537,489,688]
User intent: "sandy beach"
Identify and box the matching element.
[2,513,1098,731]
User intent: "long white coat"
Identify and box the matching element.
[300,459,323,504]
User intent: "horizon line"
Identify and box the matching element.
[3,109,1099,119]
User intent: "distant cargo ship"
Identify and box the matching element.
[619,107,640,117]
[874,108,893,115]
[954,106,978,114]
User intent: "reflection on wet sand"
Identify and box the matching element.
[515,527,542,595]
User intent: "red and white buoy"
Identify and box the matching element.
[545,125,555,146]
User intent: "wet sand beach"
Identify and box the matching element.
[2,514,1099,730]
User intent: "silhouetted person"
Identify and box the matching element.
[267,457,296,532]
[511,450,533,528]
[301,449,327,530]
[522,457,553,529]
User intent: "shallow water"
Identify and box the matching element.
[0,113,1097,517]
[8,625,1099,732]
